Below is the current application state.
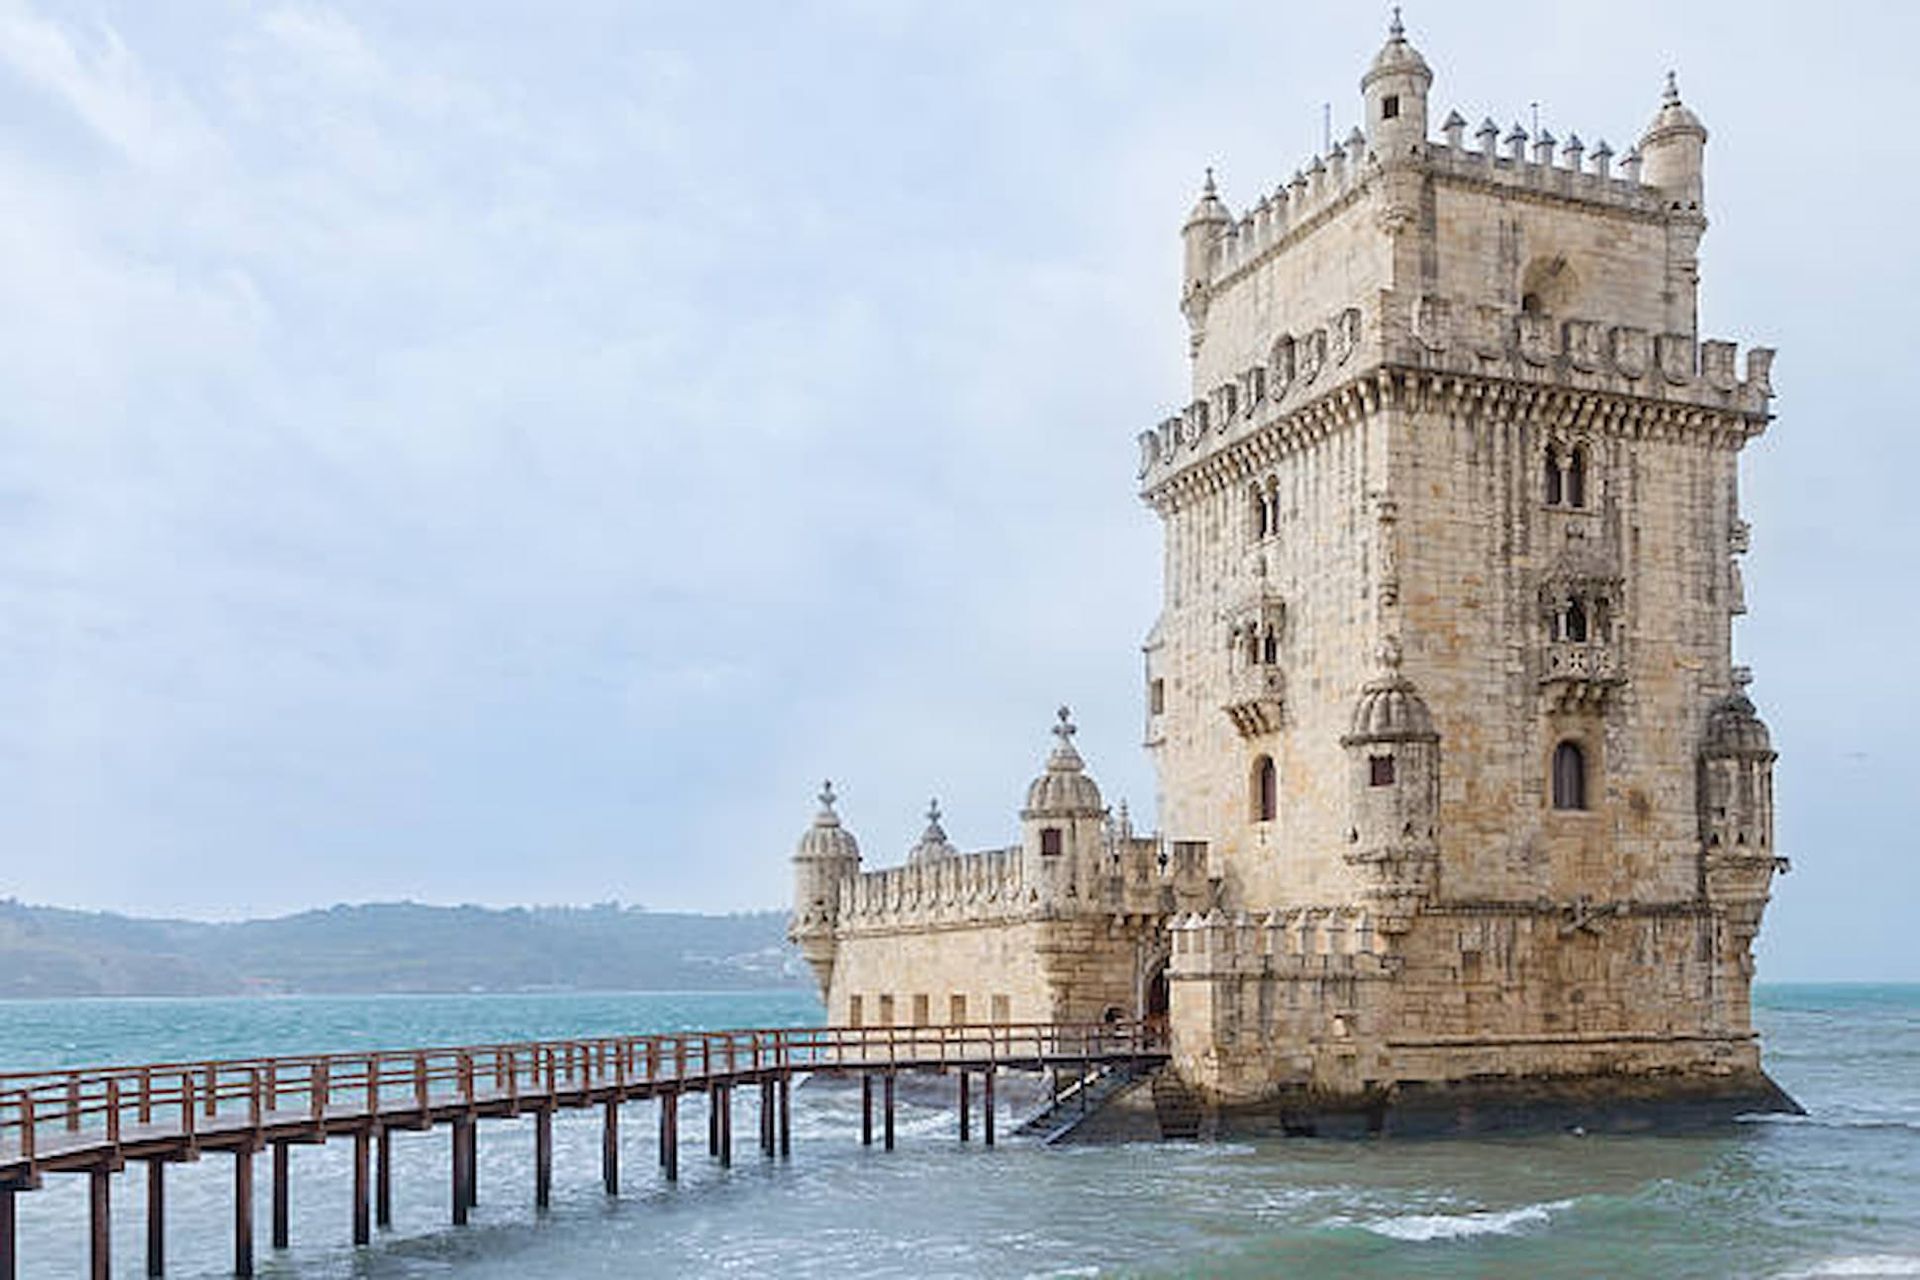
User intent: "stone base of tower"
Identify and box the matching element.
[1166,902,1800,1131]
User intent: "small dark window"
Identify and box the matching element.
[1565,600,1588,643]
[1521,292,1543,315]
[1261,634,1279,665]
[1552,741,1588,811]
[1369,756,1396,787]
[1040,827,1063,856]
[1382,94,1400,120]
[1544,453,1562,506]
[1149,678,1165,716]
[1567,446,1588,508]
[1254,756,1277,822]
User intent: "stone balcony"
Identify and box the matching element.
[1223,665,1286,737]
[1540,641,1625,709]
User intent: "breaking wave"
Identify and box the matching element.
[1338,1197,1576,1242]
[1778,1257,1920,1278]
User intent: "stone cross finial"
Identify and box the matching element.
[926,797,941,825]
[1663,70,1681,106]
[1054,706,1077,744]
[819,780,837,811]
[1389,6,1404,39]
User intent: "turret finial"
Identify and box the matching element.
[1054,706,1077,745]
[1663,70,1681,106]
[818,780,838,811]
[926,797,941,825]
[1203,166,1216,196]
[1389,6,1404,39]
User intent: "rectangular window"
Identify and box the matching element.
[1370,755,1396,787]
[878,994,895,1027]
[848,994,863,1029]
[1382,94,1400,120]
[1149,678,1165,716]
[1040,827,1063,856]
[949,994,967,1025]
[911,993,930,1026]
[990,994,1010,1025]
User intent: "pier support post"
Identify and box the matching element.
[89,1166,110,1280]
[375,1128,392,1230]
[719,1085,732,1169]
[661,1093,679,1183]
[883,1073,896,1152]
[3,1186,17,1280]
[959,1071,970,1142]
[465,1122,478,1208]
[602,1099,619,1196]
[984,1070,996,1147]
[450,1120,471,1226]
[534,1109,553,1211]
[351,1130,370,1247]
[759,1080,774,1158]
[234,1149,254,1278]
[707,1089,719,1158]
[145,1161,164,1277]
[270,1142,289,1251]
[778,1075,791,1159]
[861,1074,873,1147]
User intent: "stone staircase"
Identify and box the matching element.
[1149,1066,1206,1139]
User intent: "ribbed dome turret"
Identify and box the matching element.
[794,781,861,864]
[1361,8,1432,91]
[1183,168,1231,232]
[1642,71,1707,146]
[1022,707,1105,816]
[1704,690,1774,759]
[906,799,958,865]
[1342,673,1439,745]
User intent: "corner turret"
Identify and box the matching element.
[1340,666,1442,932]
[1020,707,1108,907]
[1361,9,1432,162]
[1180,170,1231,354]
[789,781,861,998]
[1640,72,1709,339]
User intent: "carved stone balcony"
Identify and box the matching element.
[1222,665,1286,737]
[1540,641,1625,710]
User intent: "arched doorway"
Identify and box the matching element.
[1144,957,1170,1025]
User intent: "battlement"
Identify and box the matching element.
[1137,300,1773,490]
[839,846,1026,928]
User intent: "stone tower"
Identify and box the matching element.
[1141,16,1791,1116]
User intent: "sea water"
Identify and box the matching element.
[2,985,1916,1278]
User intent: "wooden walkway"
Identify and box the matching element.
[0,1021,1165,1278]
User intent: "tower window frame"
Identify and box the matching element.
[1369,755,1396,787]
[1253,755,1278,823]
[1040,826,1064,856]
[1382,94,1400,121]
[1551,740,1589,811]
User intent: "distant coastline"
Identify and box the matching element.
[0,898,804,998]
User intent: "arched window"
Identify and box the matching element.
[1521,291,1543,316]
[1565,600,1588,643]
[1252,485,1270,538]
[1544,450,1563,506]
[1567,446,1588,508]
[1551,741,1588,811]
[1253,755,1277,823]
[1261,632,1279,665]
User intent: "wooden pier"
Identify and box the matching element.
[0,1021,1163,1277]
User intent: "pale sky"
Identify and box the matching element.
[0,1,1912,981]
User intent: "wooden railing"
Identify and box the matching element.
[0,1021,1163,1176]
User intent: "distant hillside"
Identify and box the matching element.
[0,899,804,998]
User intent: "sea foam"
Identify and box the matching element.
[1340,1197,1575,1242]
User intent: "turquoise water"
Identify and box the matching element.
[3,986,1916,1278]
